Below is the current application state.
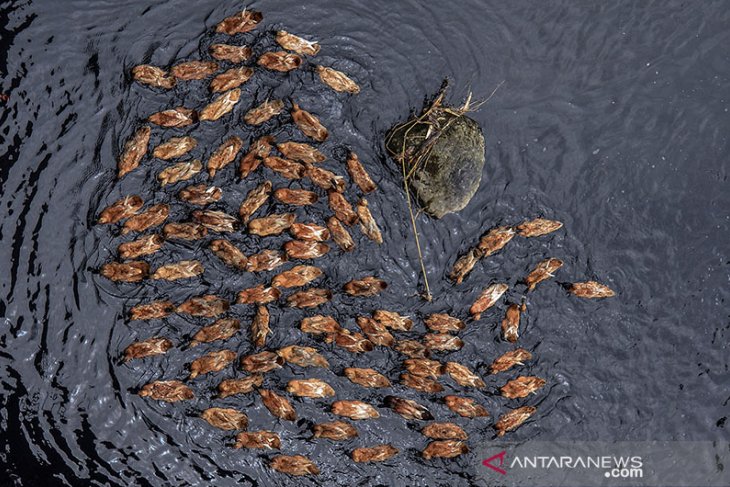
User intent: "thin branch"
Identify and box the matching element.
[401,156,432,301]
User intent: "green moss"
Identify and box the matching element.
[386,108,486,218]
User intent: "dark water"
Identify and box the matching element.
[1,1,728,486]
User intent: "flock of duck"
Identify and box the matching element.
[96,9,614,477]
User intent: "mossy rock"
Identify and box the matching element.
[386,107,485,218]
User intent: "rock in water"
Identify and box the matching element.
[385,86,486,218]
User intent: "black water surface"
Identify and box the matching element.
[1,1,728,486]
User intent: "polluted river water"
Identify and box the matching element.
[0,1,729,486]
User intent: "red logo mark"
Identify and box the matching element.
[483,450,508,475]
